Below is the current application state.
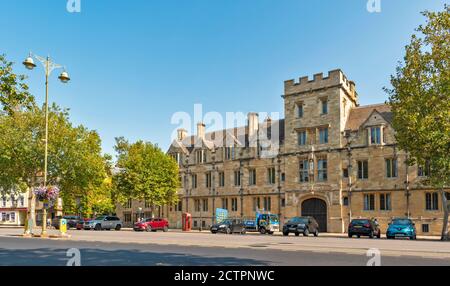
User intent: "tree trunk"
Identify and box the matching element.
[24,177,36,235]
[441,189,449,241]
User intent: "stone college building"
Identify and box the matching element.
[116,69,449,236]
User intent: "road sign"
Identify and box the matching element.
[216,208,228,223]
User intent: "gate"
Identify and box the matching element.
[301,198,327,232]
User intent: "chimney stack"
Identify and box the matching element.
[248,112,259,139]
[197,122,206,139]
[177,128,187,141]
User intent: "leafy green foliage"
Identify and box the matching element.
[112,137,180,210]
[0,104,108,205]
[386,6,449,239]
[386,5,450,189]
[0,54,34,115]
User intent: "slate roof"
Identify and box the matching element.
[173,119,285,151]
[345,104,392,131]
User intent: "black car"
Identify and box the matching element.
[348,218,381,238]
[210,219,246,234]
[282,216,319,237]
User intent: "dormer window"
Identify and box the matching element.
[171,152,181,165]
[225,146,236,160]
[196,150,206,164]
[370,127,381,145]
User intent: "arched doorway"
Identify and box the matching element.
[301,198,327,232]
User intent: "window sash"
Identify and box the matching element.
[321,100,328,114]
[319,128,328,144]
[380,194,391,211]
[249,169,257,185]
[298,131,307,145]
[267,168,276,184]
[358,161,369,179]
[371,127,381,144]
[299,160,309,182]
[234,171,241,186]
[219,172,225,187]
[386,159,398,178]
[297,104,304,118]
[318,159,327,181]
[364,194,375,211]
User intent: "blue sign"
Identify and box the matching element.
[215,208,228,223]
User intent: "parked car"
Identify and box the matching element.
[348,218,381,238]
[51,215,80,230]
[134,218,169,232]
[76,218,92,230]
[386,218,417,240]
[282,216,319,237]
[210,219,246,234]
[84,216,122,231]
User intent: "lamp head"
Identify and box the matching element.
[23,56,36,70]
[58,71,70,83]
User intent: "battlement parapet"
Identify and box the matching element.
[284,69,356,101]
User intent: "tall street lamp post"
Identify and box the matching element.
[23,53,70,237]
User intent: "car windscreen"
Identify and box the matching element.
[392,219,412,225]
[269,215,279,222]
[351,219,369,225]
[288,217,309,224]
[94,216,106,221]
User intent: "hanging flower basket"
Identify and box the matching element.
[33,186,60,202]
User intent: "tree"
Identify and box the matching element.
[386,5,450,240]
[0,104,108,224]
[0,54,34,115]
[112,137,180,215]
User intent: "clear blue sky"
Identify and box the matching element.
[1,0,447,157]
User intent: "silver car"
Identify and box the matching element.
[84,216,122,231]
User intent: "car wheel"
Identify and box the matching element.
[283,232,289,236]
[377,232,381,239]
[226,228,232,235]
[259,228,267,235]
[94,224,101,231]
[348,233,353,238]
[314,230,319,237]
[163,226,168,232]
[303,229,310,237]
[115,224,121,231]
[211,231,217,234]
[411,235,417,240]
[146,226,152,232]
[357,235,361,238]
[295,232,300,237]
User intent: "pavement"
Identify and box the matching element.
[0,227,449,266]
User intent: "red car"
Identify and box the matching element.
[76,218,92,230]
[134,218,169,232]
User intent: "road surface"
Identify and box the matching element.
[0,228,449,266]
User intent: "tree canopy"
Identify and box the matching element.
[0,54,34,115]
[0,54,109,215]
[386,5,450,238]
[112,137,180,211]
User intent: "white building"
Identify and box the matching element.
[0,191,28,226]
